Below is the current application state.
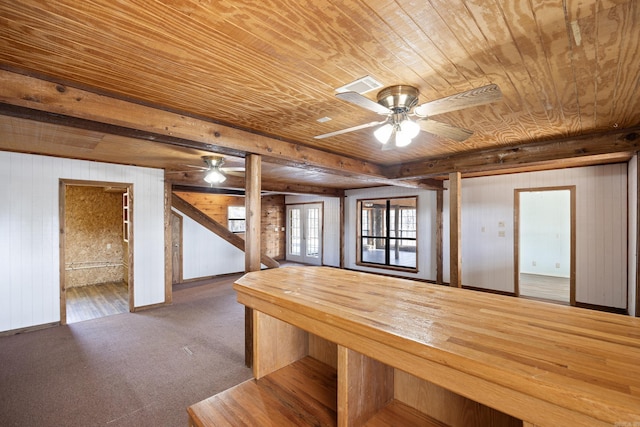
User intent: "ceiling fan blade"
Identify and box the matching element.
[414,84,502,117]
[418,119,474,142]
[335,91,392,115]
[314,120,387,139]
[221,167,245,177]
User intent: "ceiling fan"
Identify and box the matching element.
[169,155,245,185]
[315,83,502,149]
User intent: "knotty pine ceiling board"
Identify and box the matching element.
[0,115,370,190]
[0,0,639,177]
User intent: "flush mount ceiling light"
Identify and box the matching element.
[203,156,227,184]
[315,83,502,149]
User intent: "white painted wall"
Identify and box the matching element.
[344,186,438,280]
[0,151,165,333]
[519,190,571,277]
[172,208,245,279]
[443,163,628,309]
[628,156,638,317]
[285,195,341,267]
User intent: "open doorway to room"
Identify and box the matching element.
[514,187,575,305]
[60,180,133,324]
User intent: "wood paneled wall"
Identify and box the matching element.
[0,151,165,333]
[344,163,631,311]
[173,193,244,224]
[443,163,628,309]
[64,186,125,287]
[174,192,285,261]
[176,206,245,280]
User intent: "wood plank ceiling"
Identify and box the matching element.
[0,0,639,192]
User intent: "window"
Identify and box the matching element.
[358,196,417,270]
[228,206,246,233]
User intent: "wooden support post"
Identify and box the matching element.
[436,189,443,285]
[244,154,261,367]
[449,172,462,288]
[340,196,345,269]
[636,156,640,317]
[245,154,262,272]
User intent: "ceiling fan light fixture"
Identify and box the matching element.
[204,168,226,184]
[400,118,420,139]
[374,123,394,144]
[395,128,413,147]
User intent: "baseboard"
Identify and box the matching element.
[461,285,516,297]
[0,321,59,337]
[175,271,245,286]
[132,301,168,312]
[575,302,628,315]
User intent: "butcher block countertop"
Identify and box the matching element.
[234,266,640,426]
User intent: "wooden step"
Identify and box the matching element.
[188,356,449,426]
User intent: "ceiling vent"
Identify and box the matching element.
[336,75,383,94]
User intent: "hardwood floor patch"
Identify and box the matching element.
[66,281,128,323]
[519,273,569,303]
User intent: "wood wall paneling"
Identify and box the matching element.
[0,151,165,333]
[173,205,246,280]
[441,163,628,309]
[173,191,285,262]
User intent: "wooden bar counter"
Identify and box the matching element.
[190,266,640,426]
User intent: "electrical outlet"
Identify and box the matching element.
[556,263,560,268]
[532,261,536,266]
[498,230,505,237]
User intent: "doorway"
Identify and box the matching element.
[514,187,576,305]
[60,180,133,324]
[286,203,323,265]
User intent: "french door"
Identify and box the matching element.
[286,203,322,265]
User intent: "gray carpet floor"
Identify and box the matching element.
[0,274,253,427]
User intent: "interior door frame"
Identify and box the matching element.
[285,202,324,265]
[59,179,134,325]
[514,186,576,305]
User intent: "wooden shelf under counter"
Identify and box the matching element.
[187,356,446,427]
[189,266,640,426]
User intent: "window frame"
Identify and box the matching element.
[227,205,246,233]
[356,196,418,273]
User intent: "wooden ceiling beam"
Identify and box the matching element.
[386,127,640,179]
[166,171,345,197]
[0,70,416,188]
